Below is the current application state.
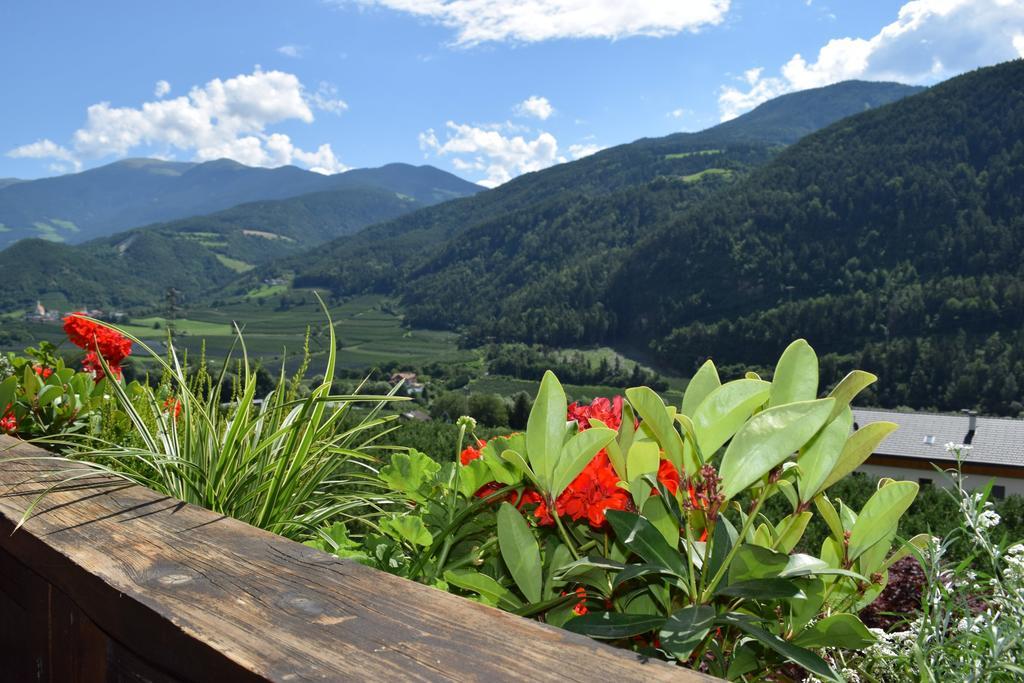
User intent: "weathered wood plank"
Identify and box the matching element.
[0,435,710,682]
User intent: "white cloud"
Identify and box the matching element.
[345,0,731,45]
[568,142,603,159]
[309,81,349,114]
[154,80,171,97]
[277,44,305,58]
[667,108,691,119]
[718,0,1024,121]
[420,121,565,187]
[7,68,349,174]
[7,139,81,171]
[514,95,554,120]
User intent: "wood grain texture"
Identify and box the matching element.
[0,435,711,682]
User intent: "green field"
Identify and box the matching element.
[467,376,685,405]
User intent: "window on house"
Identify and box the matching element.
[992,485,1006,500]
[923,435,936,445]
[918,478,933,487]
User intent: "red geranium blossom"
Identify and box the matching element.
[567,396,625,431]
[162,397,182,419]
[63,313,131,381]
[33,365,53,379]
[0,406,16,434]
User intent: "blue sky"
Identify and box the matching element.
[2,1,1022,186]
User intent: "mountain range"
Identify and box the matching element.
[0,159,480,248]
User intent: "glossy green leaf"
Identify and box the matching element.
[444,570,523,610]
[692,378,771,458]
[848,481,919,560]
[716,613,841,682]
[625,386,685,474]
[769,339,818,407]
[793,613,876,649]
[827,370,878,420]
[719,398,835,501]
[626,440,661,485]
[378,451,440,502]
[526,370,567,489]
[551,426,616,498]
[788,578,825,633]
[660,605,715,661]
[605,509,688,580]
[680,360,721,418]
[564,612,664,639]
[797,408,852,503]
[715,578,805,599]
[642,495,679,549]
[497,503,543,603]
[728,544,789,584]
[817,421,899,494]
[774,512,812,553]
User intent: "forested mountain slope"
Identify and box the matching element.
[282,80,920,298]
[612,59,1024,414]
[0,185,424,312]
[0,159,480,247]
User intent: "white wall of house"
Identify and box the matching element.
[857,463,1024,498]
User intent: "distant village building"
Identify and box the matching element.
[401,409,430,422]
[389,371,424,395]
[24,301,61,323]
[853,408,1024,498]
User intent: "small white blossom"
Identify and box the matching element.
[944,442,973,454]
[980,510,1001,528]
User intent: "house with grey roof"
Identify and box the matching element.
[852,408,1024,498]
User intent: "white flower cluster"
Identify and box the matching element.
[0,354,13,380]
[944,442,974,454]
[1004,544,1024,582]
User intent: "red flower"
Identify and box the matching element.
[562,586,588,616]
[33,365,53,379]
[460,442,483,466]
[63,313,131,382]
[655,459,680,495]
[162,397,182,419]
[0,406,16,435]
[567,396,625,431]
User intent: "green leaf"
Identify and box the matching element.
[692,378,771,457]
[625,386,685,474]
[564,612,664,639]
[774,512,812,554]
[788,578,825,633]
[716,613,841,682]
[728,544,789,584]
[715,578,805,599]
[457,458,493,498]
[444,570,523,610]
[680,360,721,418]
[719,398,835,501]
[769,339,819,407]
[797,407,852,503]
[660,605,715,661]
[527,370,567,489]
[642,495,679,550]
[848,481,919,560]
[551,427,616,498]
[497,503,543,603]
[605,509,688,581]
[0,376,18,412]
[817,421,899,494]
[815,495,845,541]
[827,370,877,420]
[379,450,440,502]
[383,515,433,547]
[793,613,876,649]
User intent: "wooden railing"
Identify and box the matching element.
[0,435,708,682]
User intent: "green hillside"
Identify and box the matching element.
[281,80,920,300]
[0,159,480,247]
[0,184,426,313]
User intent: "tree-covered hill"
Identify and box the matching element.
[611,59,1023,414]
[0,185,427,312]
[282,80,920,299]
[0,159,480,248]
